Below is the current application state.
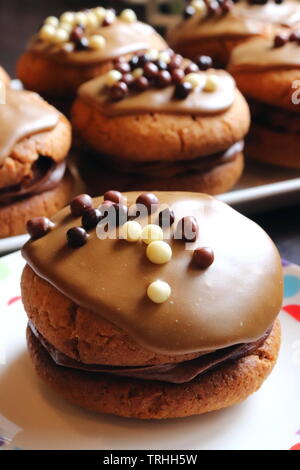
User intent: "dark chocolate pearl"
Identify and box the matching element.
[67,227,88,248]
[136,193,159,214]
[122,73,134,87]
[70,25,84,43]
[27,217,53,239]
[74,37,89,51]
[221,0,233,13]
[274,34,287,48]
[81,208,103,231]
[184,62,199,74]
[104,190,125,204]
[196,55,213,70]
[184,5,196,19]
[275,0,284,3]
[129,55,139,70]
[137,53,151,67]
[113,56,126,66]
[115,62,131,74]
[174,82,193,99]
[133,75,150,91]
[175,216,198,242]
[158,208,175,228]
[102,16,113,27]
[155,59,168,71]
[70,194,93,217]
[289,31,300,42]
[193,247,214,269]
[207,0,222,15]
[168,54,183,71]
[156,70,172,88]
[109,82,128,101]
[171,68,185,84]
[143,62,159,79]
[133,76,150,91]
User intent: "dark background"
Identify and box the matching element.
[0,0,299,262]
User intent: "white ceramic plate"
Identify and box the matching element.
[0,251,300,450]
[0,235,29,257]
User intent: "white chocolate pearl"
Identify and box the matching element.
[147,48,159,61]
[191,0,206,13]
[60,12,75,25]
[158,51,171,64]
[94,7,106,21]
[120,221,142,242]
[203,74,219,92]
[105,69,122,86]
[39,24,56,41]
[105,9,116,23]
[132,67,143,78]
[146,241,172,265]
[89,35,106,50]
[120,9,137,23]
[52,28,69,44]
[75,12,88,26]
[86,11,99,28]
[44,16,59,27]
[183,73,204,89]
[141,224,164,245]
[59,22,72,33]
[147,280,171,304]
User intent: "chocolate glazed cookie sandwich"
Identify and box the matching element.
[228,32,300,167]
[22,190,282,419]
[17,6,167,103]
[72,49,250,195]
[167,0,300,68]
[0,89,73,238]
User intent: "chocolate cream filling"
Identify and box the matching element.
[85,141,244,179]
[29,321,271,384]
[0,156,66,206]
[249,99,300,134]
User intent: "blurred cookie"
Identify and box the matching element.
[168,0,300,67]
[17,7,167,102]
[228,32,300,167]
[0,89,73,238]
[72,49,250,195]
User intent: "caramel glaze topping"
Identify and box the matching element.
[22,192,283,356]
[78,69,235,116]
[30,20,167,65]
[0,90,59,165]
[229,35,300,71]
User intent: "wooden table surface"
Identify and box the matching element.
[1,0,300,263]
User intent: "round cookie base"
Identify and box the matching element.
[77,152,244,196]
[0,171,74,238]
[26,318,280,420]
[245,123,300,169]
[17,52,115,99]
